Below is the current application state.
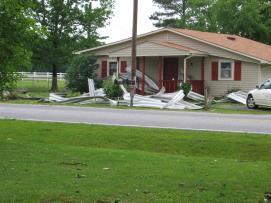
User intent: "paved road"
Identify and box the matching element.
[0,103,270,134]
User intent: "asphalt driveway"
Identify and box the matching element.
[0,103,271,134]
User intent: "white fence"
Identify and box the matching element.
[17,72,66,81]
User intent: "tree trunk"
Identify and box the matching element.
[51,63,58,92]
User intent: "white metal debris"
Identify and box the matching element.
[124,91,186,110]
[226,91,248,105]
[120,67,159,94]
[187,91,205,101]
[87,78,106,97]
[48,78,116,106]
[121,85,202,110]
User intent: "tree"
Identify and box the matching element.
[212,0,271,45]
[31,0,114,91]
[0,0,34,97]
[65,55,99,93]
[150,0,271,44]
[150,0,213,29]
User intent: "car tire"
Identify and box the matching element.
[246,95,258,109]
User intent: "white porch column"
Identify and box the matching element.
[184,55,193,82]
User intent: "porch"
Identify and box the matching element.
[120,56,205,95]
[109,40,207,95]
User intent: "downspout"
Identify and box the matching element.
[184,54,193,82]
[117,57,120,77]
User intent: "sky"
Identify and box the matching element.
[98,0,158,43]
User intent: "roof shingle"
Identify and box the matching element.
[171,28,271,63]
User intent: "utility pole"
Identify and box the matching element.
[130,0,138,107]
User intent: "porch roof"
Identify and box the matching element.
[108,41,207,57]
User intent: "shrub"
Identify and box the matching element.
[0,72,21,99]
[103,78,123,99]
[181,82,192,98]
[65,55,99,93]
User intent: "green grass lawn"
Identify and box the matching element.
[16,80,66,97]
[1,120,271,202]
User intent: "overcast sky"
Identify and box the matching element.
[98,0,158,43]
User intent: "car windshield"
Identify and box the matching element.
[260,80,271,89]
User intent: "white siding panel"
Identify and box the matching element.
[204,57,259,96]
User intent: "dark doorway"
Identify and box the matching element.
[163,57,179,92]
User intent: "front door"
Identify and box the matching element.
[163,57,179,92]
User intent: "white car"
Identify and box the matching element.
[247,79,271,109]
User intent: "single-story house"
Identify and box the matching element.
[75,28,271,96]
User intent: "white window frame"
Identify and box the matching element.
[218,60,234,80]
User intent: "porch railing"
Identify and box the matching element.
[134,79,204,95]
[160,80,204,94]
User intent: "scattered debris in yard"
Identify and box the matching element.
[41,76,205,110]
[120,67,159,94]
[226,91,248,105]
[187,90,205,101]
[121,85,203,110]
[47,79,117,106]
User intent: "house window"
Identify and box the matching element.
[219,61,234,80]
[109,62,117,76]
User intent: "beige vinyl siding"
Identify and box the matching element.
[204,57,259,96]
[260,66,271,83]
[167,32,258,64]
[94,32,168,56]
[145,57,159,83]
[177,57,202,80]
[187,57,202,80]
[109,42,190,57]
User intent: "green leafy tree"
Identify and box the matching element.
[0,0,34,98]
[150,0,213,28]
[212,0,271,44]
[65,55,99,93]
[31,0,114,91]
[150,0,271,44]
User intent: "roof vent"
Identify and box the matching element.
[227,36,236,41]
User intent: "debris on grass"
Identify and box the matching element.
[61,161,88,166]
[76,174,86,178]
[226,91,248,105]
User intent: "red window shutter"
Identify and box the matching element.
[120,61,127,73]
[234,61,242,81]
[211,61,218,81]
[101,61,107,78]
